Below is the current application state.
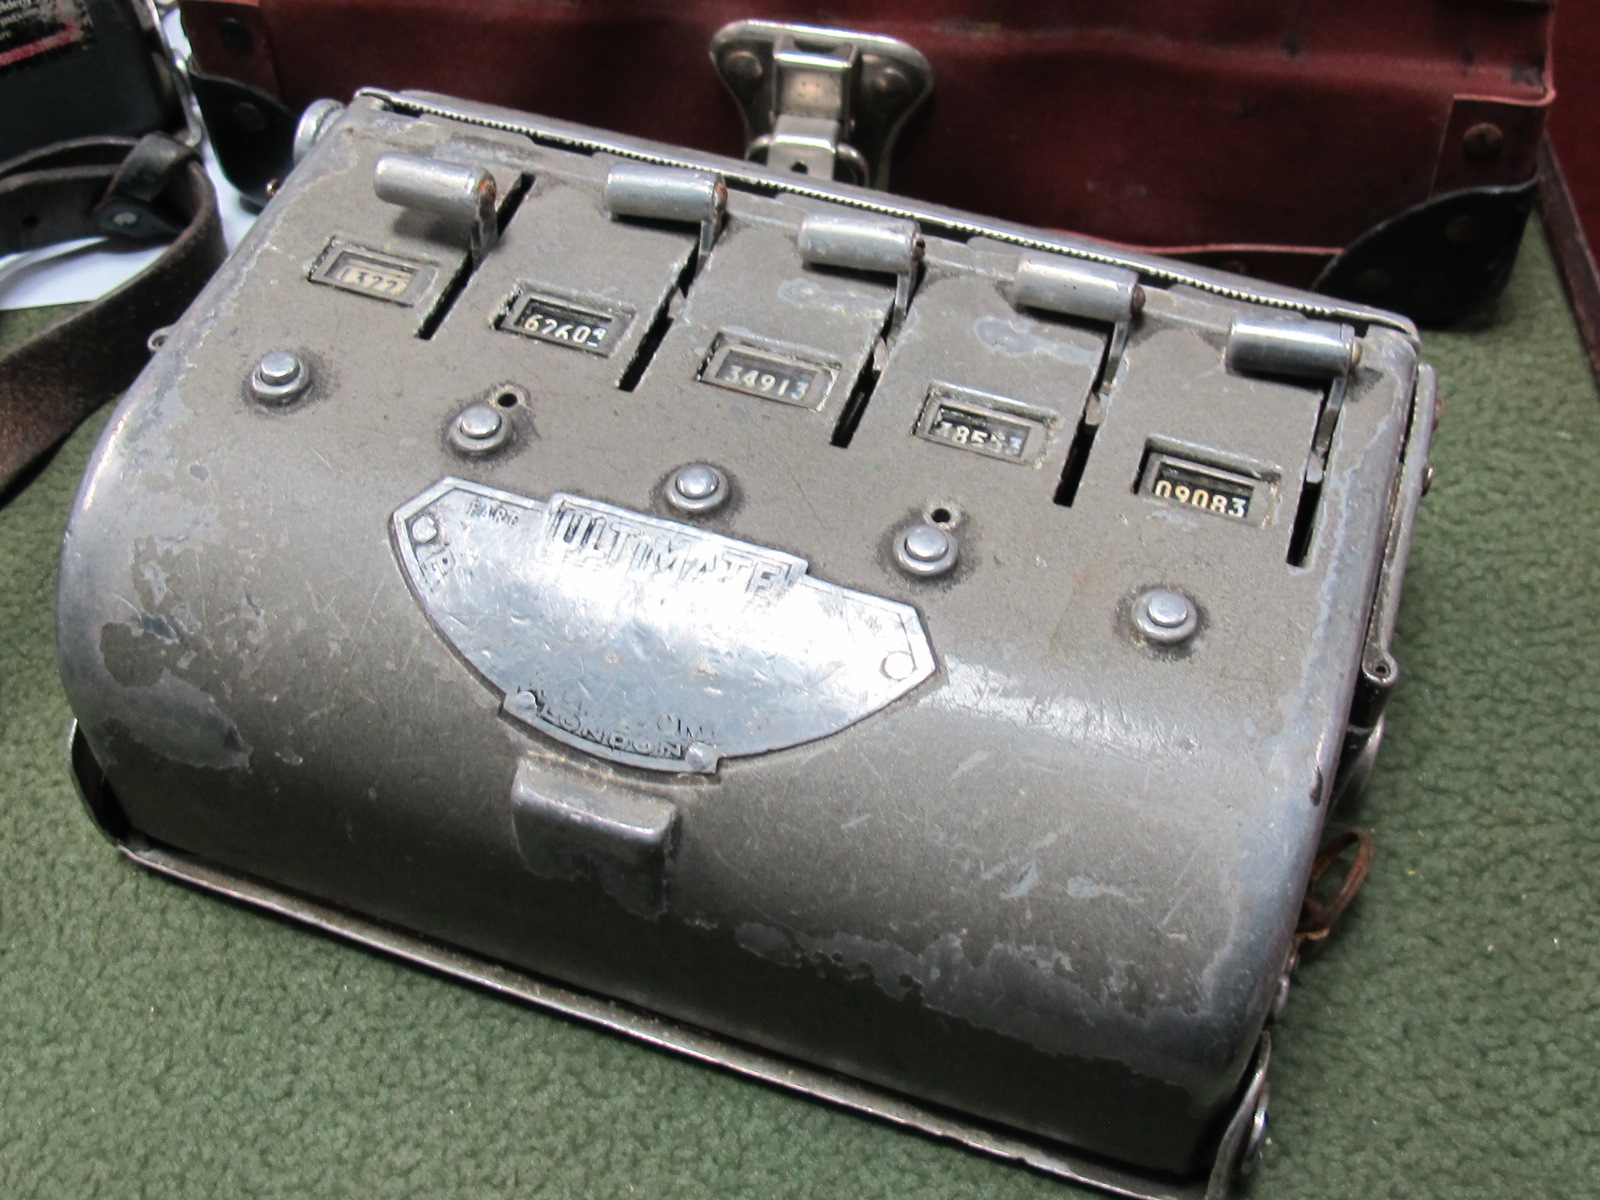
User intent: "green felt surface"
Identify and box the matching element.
[3,227,1598,1200]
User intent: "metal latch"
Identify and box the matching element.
[710,20,933,188]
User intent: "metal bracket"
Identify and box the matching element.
[710,21,932,189]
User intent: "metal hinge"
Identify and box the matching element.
[710,21,933,189]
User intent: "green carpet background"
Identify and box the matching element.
[3,228,1597,1198]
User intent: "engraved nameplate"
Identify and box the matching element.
[393,480,937,773]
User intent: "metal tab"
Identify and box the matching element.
[1227,317,1362,484]
[797,211,922,330]
[373,152,498,260]
[511,758,679,915]
[710,21,933,188]
[393,479,936,774]
[604,163,727,268]
[1013,253,1144,381]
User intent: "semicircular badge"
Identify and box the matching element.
[393,480,937,773]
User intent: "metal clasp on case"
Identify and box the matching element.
[710,20,932,189]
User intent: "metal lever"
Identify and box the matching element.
[1227,317,1362,484]
[1011,254,1146,384]
[710,20,932,189]
[797,212,922,332]
[373,153,498,262]
[603,163,727,269]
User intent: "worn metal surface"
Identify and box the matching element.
[394,480,936,774]
[56,91,1432,1197]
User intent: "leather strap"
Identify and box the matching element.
[0,134,226,499]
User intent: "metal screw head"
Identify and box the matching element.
[1133,587,1198,645]
[894,523,958,578]
[449,403,510,455]
[665,464,729,514]
[248,350,308,405]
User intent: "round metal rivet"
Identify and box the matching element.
[232,101,267,134]
[894,523,958,578]
[1146,590,1191,629]
[293,98,346,166]
[449,403,510,454]
[458,406,502,440]
[248,350,309,405]
[1133,587,1198,645]
[1462,121,1505,161]
[665,464,728,514]
[881,651,915,681]
[683,742,717,772]
[410,515,439,544]
[675,465,719,500]
[110,210,140,229]
[257,352,300,386]
[871,66,910,97]
[723,49,763,84]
